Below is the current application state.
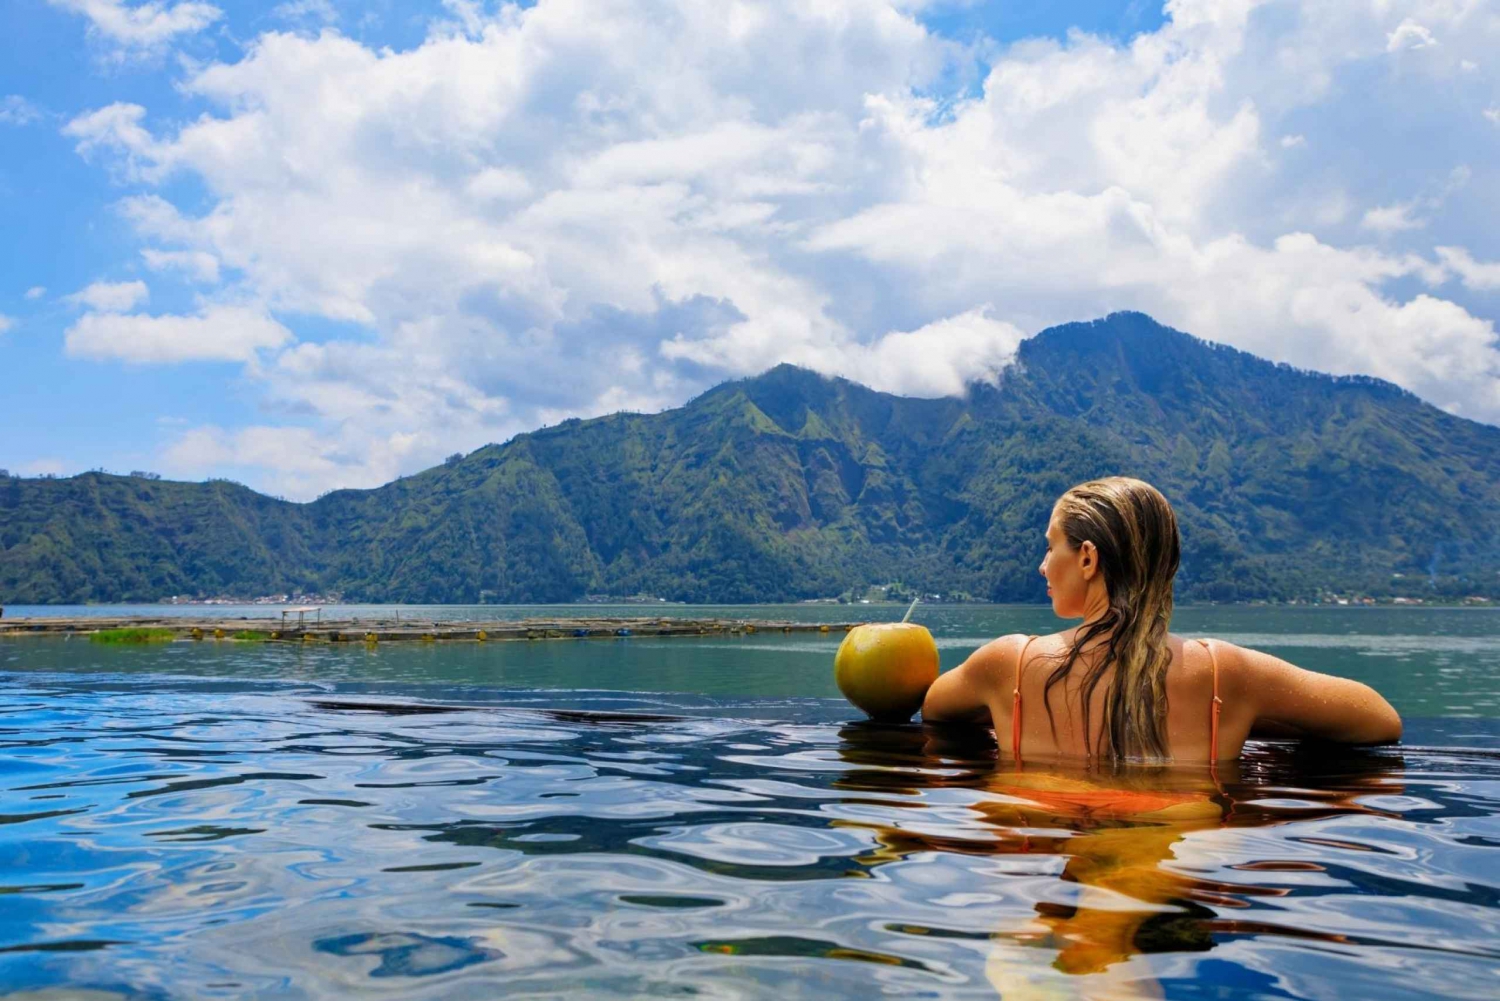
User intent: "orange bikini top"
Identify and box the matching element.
[1010,637,1222,763]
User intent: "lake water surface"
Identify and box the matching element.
[2,605,1498,998]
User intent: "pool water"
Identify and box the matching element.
[2,606,1499,998]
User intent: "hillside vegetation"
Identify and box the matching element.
[5,312,1498,604]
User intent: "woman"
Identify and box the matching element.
[922,476,1401,761]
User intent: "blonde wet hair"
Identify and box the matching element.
[1045,476,1181,759]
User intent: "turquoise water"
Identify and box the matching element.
[2,605,1499,998]
[7,604,1499,717]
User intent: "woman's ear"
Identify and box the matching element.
[1079,540,1098,580]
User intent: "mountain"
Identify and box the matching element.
[5,312,1499,604]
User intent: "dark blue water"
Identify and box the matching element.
[1,676,1498,999]
[3,606,1499,998]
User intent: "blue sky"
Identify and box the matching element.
[2,0,1497,498]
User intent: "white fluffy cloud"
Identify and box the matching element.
[68,279,149,312]
[62,0,1500,498]
[24,287,46,300]
[65,305,293,363]
[1386,18,1438,51]
[165,425,387,501]
[63,104,162,180]
[49,0,221,52]
[1359,165,1470,235]
[141,248,220,283]
[0,96,43,126]
[0,315,14,335]
[1362,202,1426,233]
[1438,247,1500,291]
[271,0,336,26]
[843,309,1027,398]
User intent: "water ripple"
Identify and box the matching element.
[0,683,1497,999]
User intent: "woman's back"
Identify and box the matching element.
[1004,632,1232,761]
[930,628,1400,761]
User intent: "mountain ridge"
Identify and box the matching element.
[4,312,1498,604]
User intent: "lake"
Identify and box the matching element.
[2,604,1498,998]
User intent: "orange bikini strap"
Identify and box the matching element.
[1011,635,1038,763]
[1198,639,1222,764]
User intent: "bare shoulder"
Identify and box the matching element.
[970,632,1034,665]
[921,633,1035,724]
[1191,637,1294,685]
[1170,639,1254,702]
[968,631,1064,675]
[1180,636,1283,700]
[1182,635,1402,744]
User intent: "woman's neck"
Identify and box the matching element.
[1079,586,1111,628]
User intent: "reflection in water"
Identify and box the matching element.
[833,724,1406,1000]
[1,677,1496,999]
[314,931,501,978]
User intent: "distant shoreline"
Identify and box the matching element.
[2,598,1494,616]
[0,613,865,644]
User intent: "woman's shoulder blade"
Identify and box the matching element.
[976,631,1071,658]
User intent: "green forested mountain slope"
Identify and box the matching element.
[5,312,1498,604]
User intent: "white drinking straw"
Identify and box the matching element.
[901,597,919,623]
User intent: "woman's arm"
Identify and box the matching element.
[1224,642,1402,744]
[920,635,1028,725]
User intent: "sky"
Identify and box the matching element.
[1,0,1497,500]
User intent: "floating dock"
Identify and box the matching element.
[0,614,860,643]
